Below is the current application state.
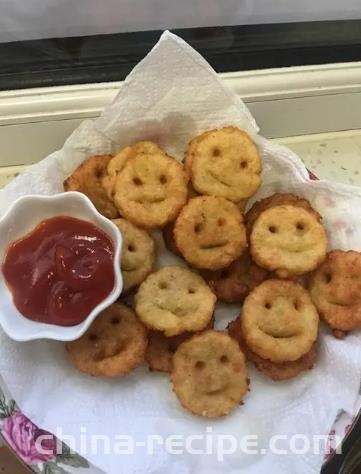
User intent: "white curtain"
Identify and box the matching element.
[0,0,360,43]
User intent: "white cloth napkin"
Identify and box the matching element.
[0,31,361,474]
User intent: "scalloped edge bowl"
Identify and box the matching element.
[0,191,122,341]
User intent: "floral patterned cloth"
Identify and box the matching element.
[1,381,359,473]
[0,388,91,474]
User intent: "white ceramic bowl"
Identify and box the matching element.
[0,192,123,342]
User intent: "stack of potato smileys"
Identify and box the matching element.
[63,126,361,419]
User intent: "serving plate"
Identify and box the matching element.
[0,165,359,473]
[1,57,361,473]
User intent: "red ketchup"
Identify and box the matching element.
[2,216,115,326]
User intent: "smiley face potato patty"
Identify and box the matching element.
[113,151,188,228]
[64,154,119,219]
[228,318,317,381]
[171,330,249,417]
[245,192,322,238]
[201,250,268,304]
[185,127,262,202]
[241,280,319,363]
[250,205,328,278]
[309,250,361,332]
[135,266,216,336]
[66,303,147,377]
[174,196,247,270]
[103,141,163,200]
[112,218,156,293]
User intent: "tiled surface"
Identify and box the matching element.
[0,165,25,188]
[277,129,361,187]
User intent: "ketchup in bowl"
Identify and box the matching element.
[2,216,115,326]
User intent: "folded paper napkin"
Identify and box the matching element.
[0,31,361,474]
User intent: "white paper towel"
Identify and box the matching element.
[1,31,361,474]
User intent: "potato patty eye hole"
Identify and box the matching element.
[324,273,332,283]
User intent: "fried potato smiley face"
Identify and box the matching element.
[146,331,190,373]
[63,155,119,219]
[103,141,163,200]
[66,303,147,377]
[309,250,361,332]
[174,196,247,270]
[112,218,155,293]
[146,316,215,372]
[202,250,268,303]
[114,152,188,228]
[135,266,216,336]
[245,192,321,238]
[251,205,328,278]
[228,318,317,381]
[171,330,249,417]
[242,280,319,362]
[188,127,262,202]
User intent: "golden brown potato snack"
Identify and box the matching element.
[103,141,163,199]
[112,218,156,293]
[309,250,361,332]
[171,330,249,417]
[114,151,188,228]
[186,127,261,202]
[228,318,317,381]
[202,250,268,303]
[63,155,118,218]
[66,303,147,377]
[242,280,319,363]
[174,196,247,270]
[250,205,327,278]
[135,266,216,336]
